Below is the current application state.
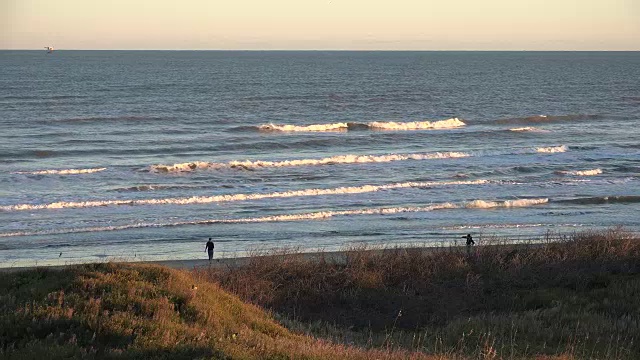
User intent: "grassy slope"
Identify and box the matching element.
[2,229,639,359]
[204,229,640,359]
[0,263,435,360]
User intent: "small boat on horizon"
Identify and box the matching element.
[45,46,54,53]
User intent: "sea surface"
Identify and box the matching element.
[1,51,639,267]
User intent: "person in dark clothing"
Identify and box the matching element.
[463,234,475,246]
[462,234,475,255]
[205,238,215,261]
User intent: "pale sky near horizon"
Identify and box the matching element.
[2,0,639,50]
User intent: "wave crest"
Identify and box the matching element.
[13,167,107,175]
[509,127,549,132]
[259,123,348,132]
[149,151,470,173]
[0,179,488,212]
[465,198,549,208]
[557,169,603,176]
[0,197,549,238]
[536,145,567,153]
[368,118,466,130]
[256,118,465,132]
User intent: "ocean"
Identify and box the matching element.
[1,51,639,267]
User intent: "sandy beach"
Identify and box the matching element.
[0,242,533,273]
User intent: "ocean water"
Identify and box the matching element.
[1,51,639,267]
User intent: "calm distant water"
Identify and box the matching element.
[1,51,639,267]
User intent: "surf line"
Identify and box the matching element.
[257,118,466,132]
[0,197,549,238]
[150,151,471,173]
[13,168,107,175]
[0,179,490,212]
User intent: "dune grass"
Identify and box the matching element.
[201,228,640,359]
[1,228,638,359]
[0,261,444,359]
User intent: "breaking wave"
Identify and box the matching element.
[464,198,549,208]
[557,169,603,176]
[257,118,465,132]
[0,179,489,212]
[13,167,107,175]
[149,151,470,173]
[536,145,568,153]
[259,122,349,132]
[509,127,550,132]
[0,197,549,238]
[367,118,466,130]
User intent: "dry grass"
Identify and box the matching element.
[0,262,450,359]
[199,228,640,359]
[1,228,638,359]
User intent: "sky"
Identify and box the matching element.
[1,0,639,50]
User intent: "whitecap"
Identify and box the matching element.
[509,127,549,132]
[149,151,470,173]
[0,197,549,238]
[14,167,107,175]
[258,122,349,132]
[557,169,603,176]
[256,117,465,132]
[0,179,489,212]
[367,118,466,130]
[536,145,567,153]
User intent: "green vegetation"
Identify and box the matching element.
[1,228,639,359]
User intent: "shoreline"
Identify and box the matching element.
[0,242,539,273]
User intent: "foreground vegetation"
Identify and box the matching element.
[1,228,638,359]
[0,263,434,359]
[202,229,640,359]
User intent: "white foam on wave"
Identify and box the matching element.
[536,145,567,153]
[558,169,603,176]
[0,179,489,212]
[259,123,349,132]
[367,118,466,130]
[0,197,549,238]
[464,198,549,209]
[257,118,465,132]
[149,151,470,173]
[14,167,107,175]
[509,127,549,132]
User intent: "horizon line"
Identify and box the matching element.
[2,48,640,52]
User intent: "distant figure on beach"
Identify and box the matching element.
[462,234,474,255]
[463,234,475,246]
[205,238,215,261]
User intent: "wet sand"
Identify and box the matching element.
[0,245,467,273]
[0,242,541,273]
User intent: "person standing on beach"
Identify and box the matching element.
[205,238,215,261]
[462,234,474,255]
[463,234,475,246]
